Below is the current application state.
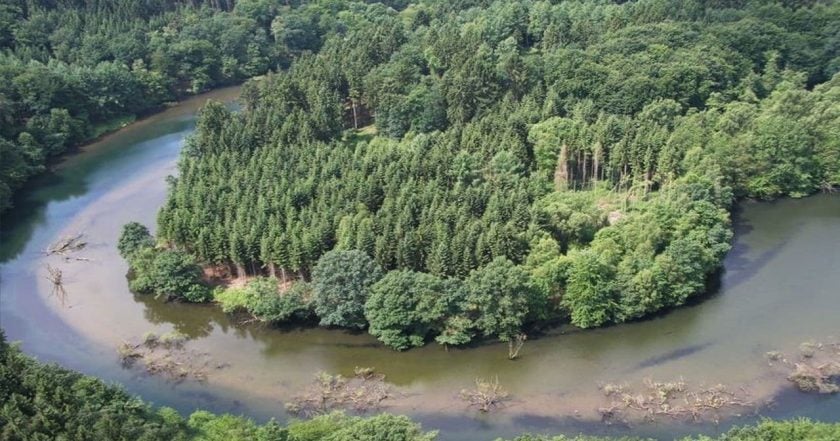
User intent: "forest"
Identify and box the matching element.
[119,0,840,350]
[1,330,839,440]
[0,0,409,214]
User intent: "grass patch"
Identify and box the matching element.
[88,114,137,140]
[343,124,378,147]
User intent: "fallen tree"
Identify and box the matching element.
[45,264,68,306]
[44,232,91,261]
[597,378,755,424]
[767,340,840,394]
[118,331,220,383]
[460,376,510,412]
[285,367,393,417]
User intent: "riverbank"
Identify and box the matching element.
[25,190,840,436]
[1,87,839,439]
[6,329,840,441]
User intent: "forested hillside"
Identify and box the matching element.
[0,0,409,214]
[134,0,840,349]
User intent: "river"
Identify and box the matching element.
[1,86,838,440]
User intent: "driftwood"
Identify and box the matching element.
[118,331,214,383]
[769,340,840,394]
[43,232,93,262]
[597,378,754,424]
[44,232,87,256]
[460,376,510,412]
[508,333,527,360]
[789,362,840,393]
[285,367,393,417]
[45,264,68,306]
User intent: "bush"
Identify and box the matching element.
[214,279,314,323]
[214,286,251,314]
[465,257,537,341]
[287,412,436,441]
[312,250,383,329]
[365,271,462,350]
[0,330,190,440]
[119,221,208,302]
[250,281,314,323]
[117,222,155,258]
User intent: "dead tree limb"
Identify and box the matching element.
[508,333,527,360]
[44,232,87,256]
[45,264,68,307]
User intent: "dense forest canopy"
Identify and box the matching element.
[0,0,409,214]
[2,330,839,440]
[143,0,840,350]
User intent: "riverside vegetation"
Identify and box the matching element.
[6,1,840,439]
[0,0,390,214]
[2,330,840,441]
[117,0,840,351]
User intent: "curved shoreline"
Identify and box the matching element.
[2,86,839,438]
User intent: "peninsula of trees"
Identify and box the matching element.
[115,0,840,350]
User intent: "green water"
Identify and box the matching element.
[1,86,838,440]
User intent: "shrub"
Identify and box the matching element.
[365,271,461,350]
[312,250,383,329]
[117,222,155,258]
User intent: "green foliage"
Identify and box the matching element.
[365,270,462,350]
[563,176,733,327]
[500,419,840,440]
[188,411,288,441]
[434,315,475,347]
[152,0,840,346]
[465,257,537,341]
[0,0,348,215]
[0,330,442,441]
[215,279,314,323]
[159,252,206,303]
[120,223,209,303]
[251,281,314,323]
[312,250,384,329]
[533,191,609,251]
[0,330,190,440]
[562,250,619,329]
[286,412,438,441]
[324,413,438,441]
[189,411,261,441]
[683,419,840,441]
[214,285,252,314]
[500,436,643,441]
[1,328,839,441]
[118,221,155,258]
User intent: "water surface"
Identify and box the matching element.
[1,87,838,440]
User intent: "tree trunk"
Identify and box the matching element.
[581,151,588,188]
[352,100,358,129]
[622,163,629,190]
[593,142,601,185]
[554,144,569,191]
[236,263,246,279]
[508,333,527,360]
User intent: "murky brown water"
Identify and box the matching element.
[1,86,839,440]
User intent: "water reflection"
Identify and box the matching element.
[1,83,838,439]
